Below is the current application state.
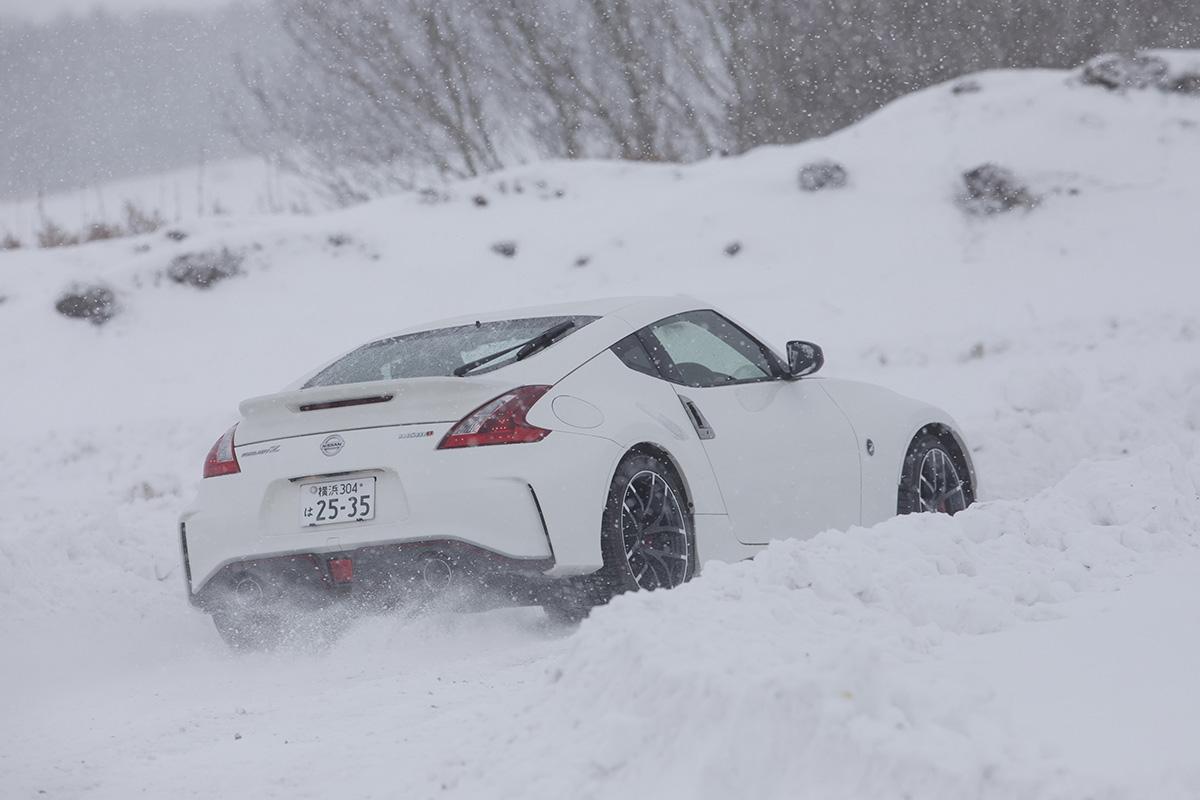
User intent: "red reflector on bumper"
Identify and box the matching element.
[329,558,353,584]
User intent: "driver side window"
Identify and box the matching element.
[642,310,780,387]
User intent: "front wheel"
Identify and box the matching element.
[897,433,971,515]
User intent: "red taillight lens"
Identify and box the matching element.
[203,424,241,478]
[438,385,553,449]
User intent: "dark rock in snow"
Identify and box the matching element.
[491,240,517,258]
[327,233,351,248]
[55,283,117,325]
[164,229,188,242]
[1080,53,1169,91]
[1164,72,1200,95]
[166,248,244,289]
[951,79,982,95]
[573,255,591,268]
[472,194,489,207]
[798,159,848,192]
[958,164,1038,216]
[724,241,742,256]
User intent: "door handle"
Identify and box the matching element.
[678,395,715,440]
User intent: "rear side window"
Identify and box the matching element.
[305,315,598,387]
[611,334,661,378]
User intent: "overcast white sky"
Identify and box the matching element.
[0,0,236,22]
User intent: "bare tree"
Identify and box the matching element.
[232,0,1200,203]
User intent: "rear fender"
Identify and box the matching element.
[528,349,755,573]
[527,348,727,516]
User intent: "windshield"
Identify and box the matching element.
[303,315,598,388]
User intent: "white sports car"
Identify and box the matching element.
[180,296,975,645]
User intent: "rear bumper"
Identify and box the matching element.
[184,535,557,611]
[180,428,621,597]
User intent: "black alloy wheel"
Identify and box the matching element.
[898,432,971,516]
[543,451,697,624]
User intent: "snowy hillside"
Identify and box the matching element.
[3,53,1200,798]
[0,155,324,244]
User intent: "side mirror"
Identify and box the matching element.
[786,340,824,378]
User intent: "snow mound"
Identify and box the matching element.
[441,445,1200,798]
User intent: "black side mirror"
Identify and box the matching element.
[786,340,824,378]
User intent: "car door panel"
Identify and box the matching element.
[678,380,861,544]
[639,310,862,544]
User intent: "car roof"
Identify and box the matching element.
[388,295,705,336]
[286,294,767,391]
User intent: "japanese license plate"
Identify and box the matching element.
[300,477,376,527]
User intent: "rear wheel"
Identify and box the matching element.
[543,452,697,622]
[897,432,971,515]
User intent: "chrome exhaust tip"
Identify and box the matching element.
[418,555,453,593]
[226,572,267,609]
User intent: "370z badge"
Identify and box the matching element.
[320,434,345,456]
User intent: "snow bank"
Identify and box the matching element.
[431,444,1200,799]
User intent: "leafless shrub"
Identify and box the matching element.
[123,200,165,236]
[798,160,849,192]
[167,248,244,288]
[55,283,117,325]
[491,240,517,258]
[417,188,450,205]
[37,219,80,249]
[959,164,1038,216]
[0,233,21,251]
[1164,72,1200,95]
[85,222,125,242]
[1080,52,1169,90]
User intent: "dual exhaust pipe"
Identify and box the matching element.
[221,551,458,610]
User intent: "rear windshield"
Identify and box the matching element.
[304,315,598,388]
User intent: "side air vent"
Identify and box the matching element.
[298,394,394,412]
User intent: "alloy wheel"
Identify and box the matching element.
[917,447,967,514]
[620,470,690,590]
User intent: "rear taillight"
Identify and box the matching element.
[438,385,553,449]
[203,425,241,478]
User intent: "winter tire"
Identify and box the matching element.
[542,451,697,623]
[897,432,972,516]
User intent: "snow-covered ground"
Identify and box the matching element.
[2,54,1200,798]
